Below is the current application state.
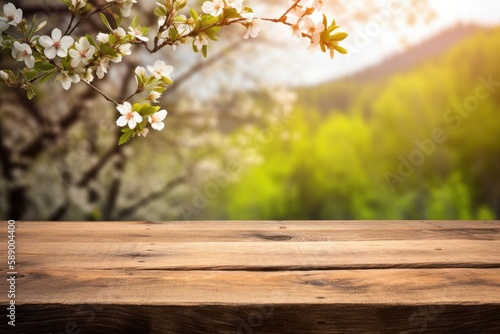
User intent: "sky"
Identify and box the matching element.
[257,0,500,86]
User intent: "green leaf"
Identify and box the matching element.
[100,43,118,57]
[130,16,139,29]
[118,131,133,145]
[85,34,99,50]
[154,7,167,17]
[26,85,36,100]
[28,15,37,39]
[189,8,199,22]
[201,44,208,58]
[175,0,187,11]
[25,70,38,81]
[100,13,113,31]
[223,8,241,19]
[38,70,56,84]
[34,61,56,71]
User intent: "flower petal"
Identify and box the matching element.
[116,116,128,127]
[157,109,167,120]
[38,35,53,48]
[44,47,56,59]
[52,28,62,40]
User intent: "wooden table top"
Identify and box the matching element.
[2,220,500,333]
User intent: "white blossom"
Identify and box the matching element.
[81,68,94,82]
[69,37,96,67]
[201,0,224,17]
[70,0,87,12]
[138,127,149,137]
[300,17,324,44]
[306,0,324,11]
[148,109,167,131]
[96,32,109,43]
[106,0,137,17]
[96,58,110,79]
[147,60,173,80]
[227,0,244,13]
[147,91,161,103]
[3,3,23,26]
[113,27,127,38]
[194,34,208,50]
[128,26,149,42]
[56,71,80,90]
[12,42,35,68]
[135,66,147,83]
[243,19,261,39]
[116,102,142,129]
[38,28,74,59]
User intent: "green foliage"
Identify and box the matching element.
[207,27,500,220]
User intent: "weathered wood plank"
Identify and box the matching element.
[15,268,500,305]
[16,220,500,231]
[16,240,500,270]
[1,221,499,333]
[12,269,500,333]
[16,227,500,243]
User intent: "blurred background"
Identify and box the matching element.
[1,0,499,221]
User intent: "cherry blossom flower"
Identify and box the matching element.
[119,43,132,55]
[300,17,324,43]
[107,0,137,17]
[96,58,110,79]
[194,34,208,50]
[147,60,173,80]
[116,102,142,129]
[147,91,161,103]
[69,37,96,67]
[307,0,324,11]
[113,27,127,38]
[81,68,94,82]
[148,109,167,131]
[291,23,302,38]
[243,19,261,39]
[38,28,74,59]
[201,0,224,17]
[0,20,8,43]
[56,71,80,90]
[227,0,244,13]
[288,0,306,20]
[96,32,109,43]
[173,15,194,35]
[241,12,254,22]
[70,0,86,12]
[134,66,147,87]
[138,127,149,137]
[128,26,149,42]
[12,42,35,68]
[109,43,130,64]
[3,3,22,26]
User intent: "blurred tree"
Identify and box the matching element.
[0,0,432,220]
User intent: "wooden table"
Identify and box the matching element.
[2,220,500,333]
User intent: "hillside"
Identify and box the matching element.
[206,25,500,220]
[295,23,483,113]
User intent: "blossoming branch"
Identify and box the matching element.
[0,0,347,145]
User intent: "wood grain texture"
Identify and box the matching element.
[1,220,499,333]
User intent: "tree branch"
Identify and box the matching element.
[116,174,188,219]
